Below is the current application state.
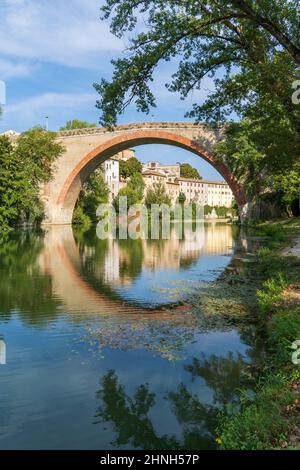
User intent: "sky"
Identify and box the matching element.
[0,0,222,180]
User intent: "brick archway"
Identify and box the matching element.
[43,125,247,225]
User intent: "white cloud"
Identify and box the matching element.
[0,0,122,70]
[2,91,98,131]
[0,57,35,80]
[6,91,95,113]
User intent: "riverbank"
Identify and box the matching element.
[216,218,300,450]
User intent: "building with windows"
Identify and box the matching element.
[142,169,181,204]
[178,178,234,207]
[103,156,234,208]
[142,169,168,187]
[103,158,120,201]
[166,180,181,205]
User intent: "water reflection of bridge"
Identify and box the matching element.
[38,223,235,318]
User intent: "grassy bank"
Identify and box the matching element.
[217,218,300,450]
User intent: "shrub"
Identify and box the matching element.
[119,158,142,179]
[76,169,109,222]
[257,273,289,316]
[113,186,140,213]
[219,373,292,450]
[178,192,186,205]
[269,307,300,363]
[127,172,145,201]
[145,181,171,207]
[72,206,91,227]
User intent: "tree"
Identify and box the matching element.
[60,120,96,130]
[204,205,213,216]
[16,127,63,185]
[95,1,300,127]
[0,136,28,230]
[119,157,142,179]
[0,129,63,231]
[112,172,144,215]
[214,120,265,199]
[145,181,171,207]
[113,186,140,213]
[95,0,300,194]
[178,192,186,205]
[180,164,201,180]
[128,172,145,200]
[75,168,109,223]
[269,161,300,215]
[215,117,300,212]
[215,206,228,218]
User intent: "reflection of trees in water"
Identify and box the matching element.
[237,325,268,374]
[94,369,217,450]
[118,238,144,281]
[184,352,254,407]
[93,347,260,450]
[93,344,262,449]
[74,227,144,288]
[0,231,61,326]
[167,384,218,448]
[74,227,109,266]
[94,370,178,449]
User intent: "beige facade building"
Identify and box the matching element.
[114,149,136,162]
[178,178,234,207]
[142,170,233,208]
[103,149,135,201]
[166,180,181,204]
[104,155,234,208]
[142,170,180,204]
[142,170,168,190]
[141,162,233,207]
[142,161,180,178]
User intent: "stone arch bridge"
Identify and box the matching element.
[42,122,247,225]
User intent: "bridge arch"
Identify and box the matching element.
[44,126,247,225]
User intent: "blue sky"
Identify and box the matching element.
[0,0,221,180]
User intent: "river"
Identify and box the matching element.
[0,222,262,450]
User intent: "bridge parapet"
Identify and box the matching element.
[57,121,225,137]
[57,122,225,155]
